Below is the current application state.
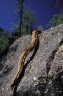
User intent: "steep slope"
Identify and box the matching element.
[0,24,63,96]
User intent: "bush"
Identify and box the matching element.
[0,27,16,57]
[48,13,63,27]
[7,34,15,44]
[0,36,9,56]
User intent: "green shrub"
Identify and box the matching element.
[48,13,63,27]
[0,37,9,56]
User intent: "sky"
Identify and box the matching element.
[0,0,63,32]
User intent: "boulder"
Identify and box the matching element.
[0,24,63,96]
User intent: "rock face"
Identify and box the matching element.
[0,24,63,96]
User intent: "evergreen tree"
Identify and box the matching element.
[14,9,35,36]
[16,0,24,35]
[48,13,63,27]
[22,10,35,34]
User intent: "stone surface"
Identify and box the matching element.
[0,24,63,96]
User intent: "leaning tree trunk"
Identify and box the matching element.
[10,30,39,95]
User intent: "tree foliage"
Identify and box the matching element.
[0,27,15,57]
[16,0,24,35]
[0,36,9,56]
[22,10,35,34]
[14,9,35,36]
[37,25,44,31]
[48,13,63,27]
[15,0,35,36]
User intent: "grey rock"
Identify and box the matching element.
[0,24,63,96]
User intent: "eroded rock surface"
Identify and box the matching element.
[0,24,63,96]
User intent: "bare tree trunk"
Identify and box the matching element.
[18,0,24,35]
[10,30,39,95]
